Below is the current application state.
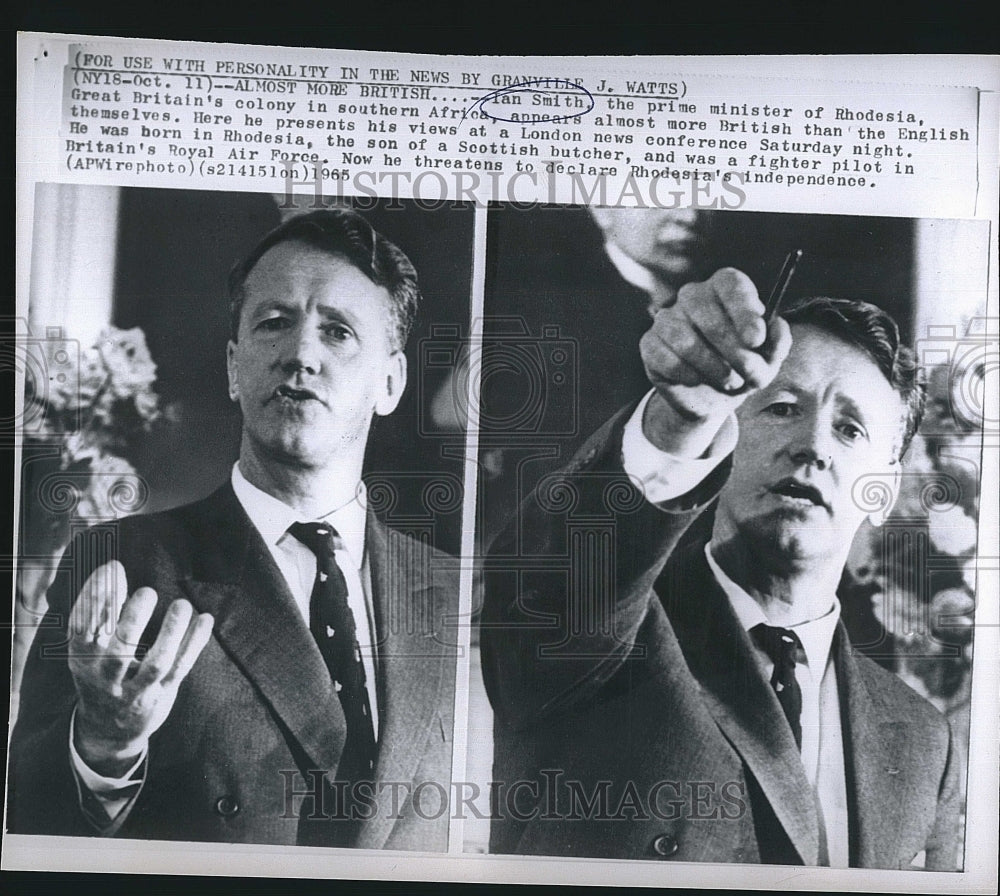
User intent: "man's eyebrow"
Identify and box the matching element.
[249,299,296,315]
[314,303,360,323]
[835,393,869,424]
[248,298,367,326]
[761,377,802,396]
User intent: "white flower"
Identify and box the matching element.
[96,327,158,401]
[930,587,975,630]
[133,389,161,423]
[41,345,106,419]
[928,504,978,556]
[62,431,100,466]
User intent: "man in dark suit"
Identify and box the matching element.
[483,270,961,868]
[10,209,458,850]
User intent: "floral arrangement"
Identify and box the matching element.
[14,325,165,710]
[845,361,980,704]
[843,357,983,814]
[25,326,162,522]
[18,324,163,613]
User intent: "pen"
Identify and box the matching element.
[723,249,802,391]
[764,249,803,322]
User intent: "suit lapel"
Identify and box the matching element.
[356,513,451,850]
[179,484,347,777]
[835,627,911,868]
[660,546,820,866]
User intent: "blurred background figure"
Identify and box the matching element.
[589,206,711,311]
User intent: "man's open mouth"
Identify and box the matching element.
[770,478,828,510]
[271,384,323,404]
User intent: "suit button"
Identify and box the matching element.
[215,796,239,817]
[651,833,679,857]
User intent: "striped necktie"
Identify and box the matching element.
[752,623,803,749]
[289,522,377,783]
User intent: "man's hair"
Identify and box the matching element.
[781,296,926,460]
[227,208,420,350]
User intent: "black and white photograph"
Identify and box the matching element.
[6,32,998,894]
[9,185,474,851]
[469,205,989,869]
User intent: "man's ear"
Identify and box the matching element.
[867,464,902,528]
[374,351,407,417]
[226,340,240,403]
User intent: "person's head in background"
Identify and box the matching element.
[589,208,714,308]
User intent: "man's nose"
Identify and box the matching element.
[280,321,322,374]
[657,208,702,227]
[788,417,834,471]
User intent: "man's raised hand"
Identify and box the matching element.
[640,267,792,457]
[68,561,214,778]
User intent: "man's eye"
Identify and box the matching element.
[325,324,354,341]
[837,421,867,442]
[256,317,288,331]
[765,402,797,418]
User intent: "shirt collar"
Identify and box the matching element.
[604,241,659,295]
[704,543,840,671]
[231,463,368,566]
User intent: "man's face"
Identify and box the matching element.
[226,240,405,473]
[590,208,708,282]
[714,324,904,565]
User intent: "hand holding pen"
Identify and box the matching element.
[639,256,800,457]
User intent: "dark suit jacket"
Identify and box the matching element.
[9,482,459,851]
[482,409,962,869]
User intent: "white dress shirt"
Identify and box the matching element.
[622,393,851,866]
[70,464,379,830]
[705,547,850,867]
[621,389,738,502]
[604,240,659,296]
[229,463,379,732]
